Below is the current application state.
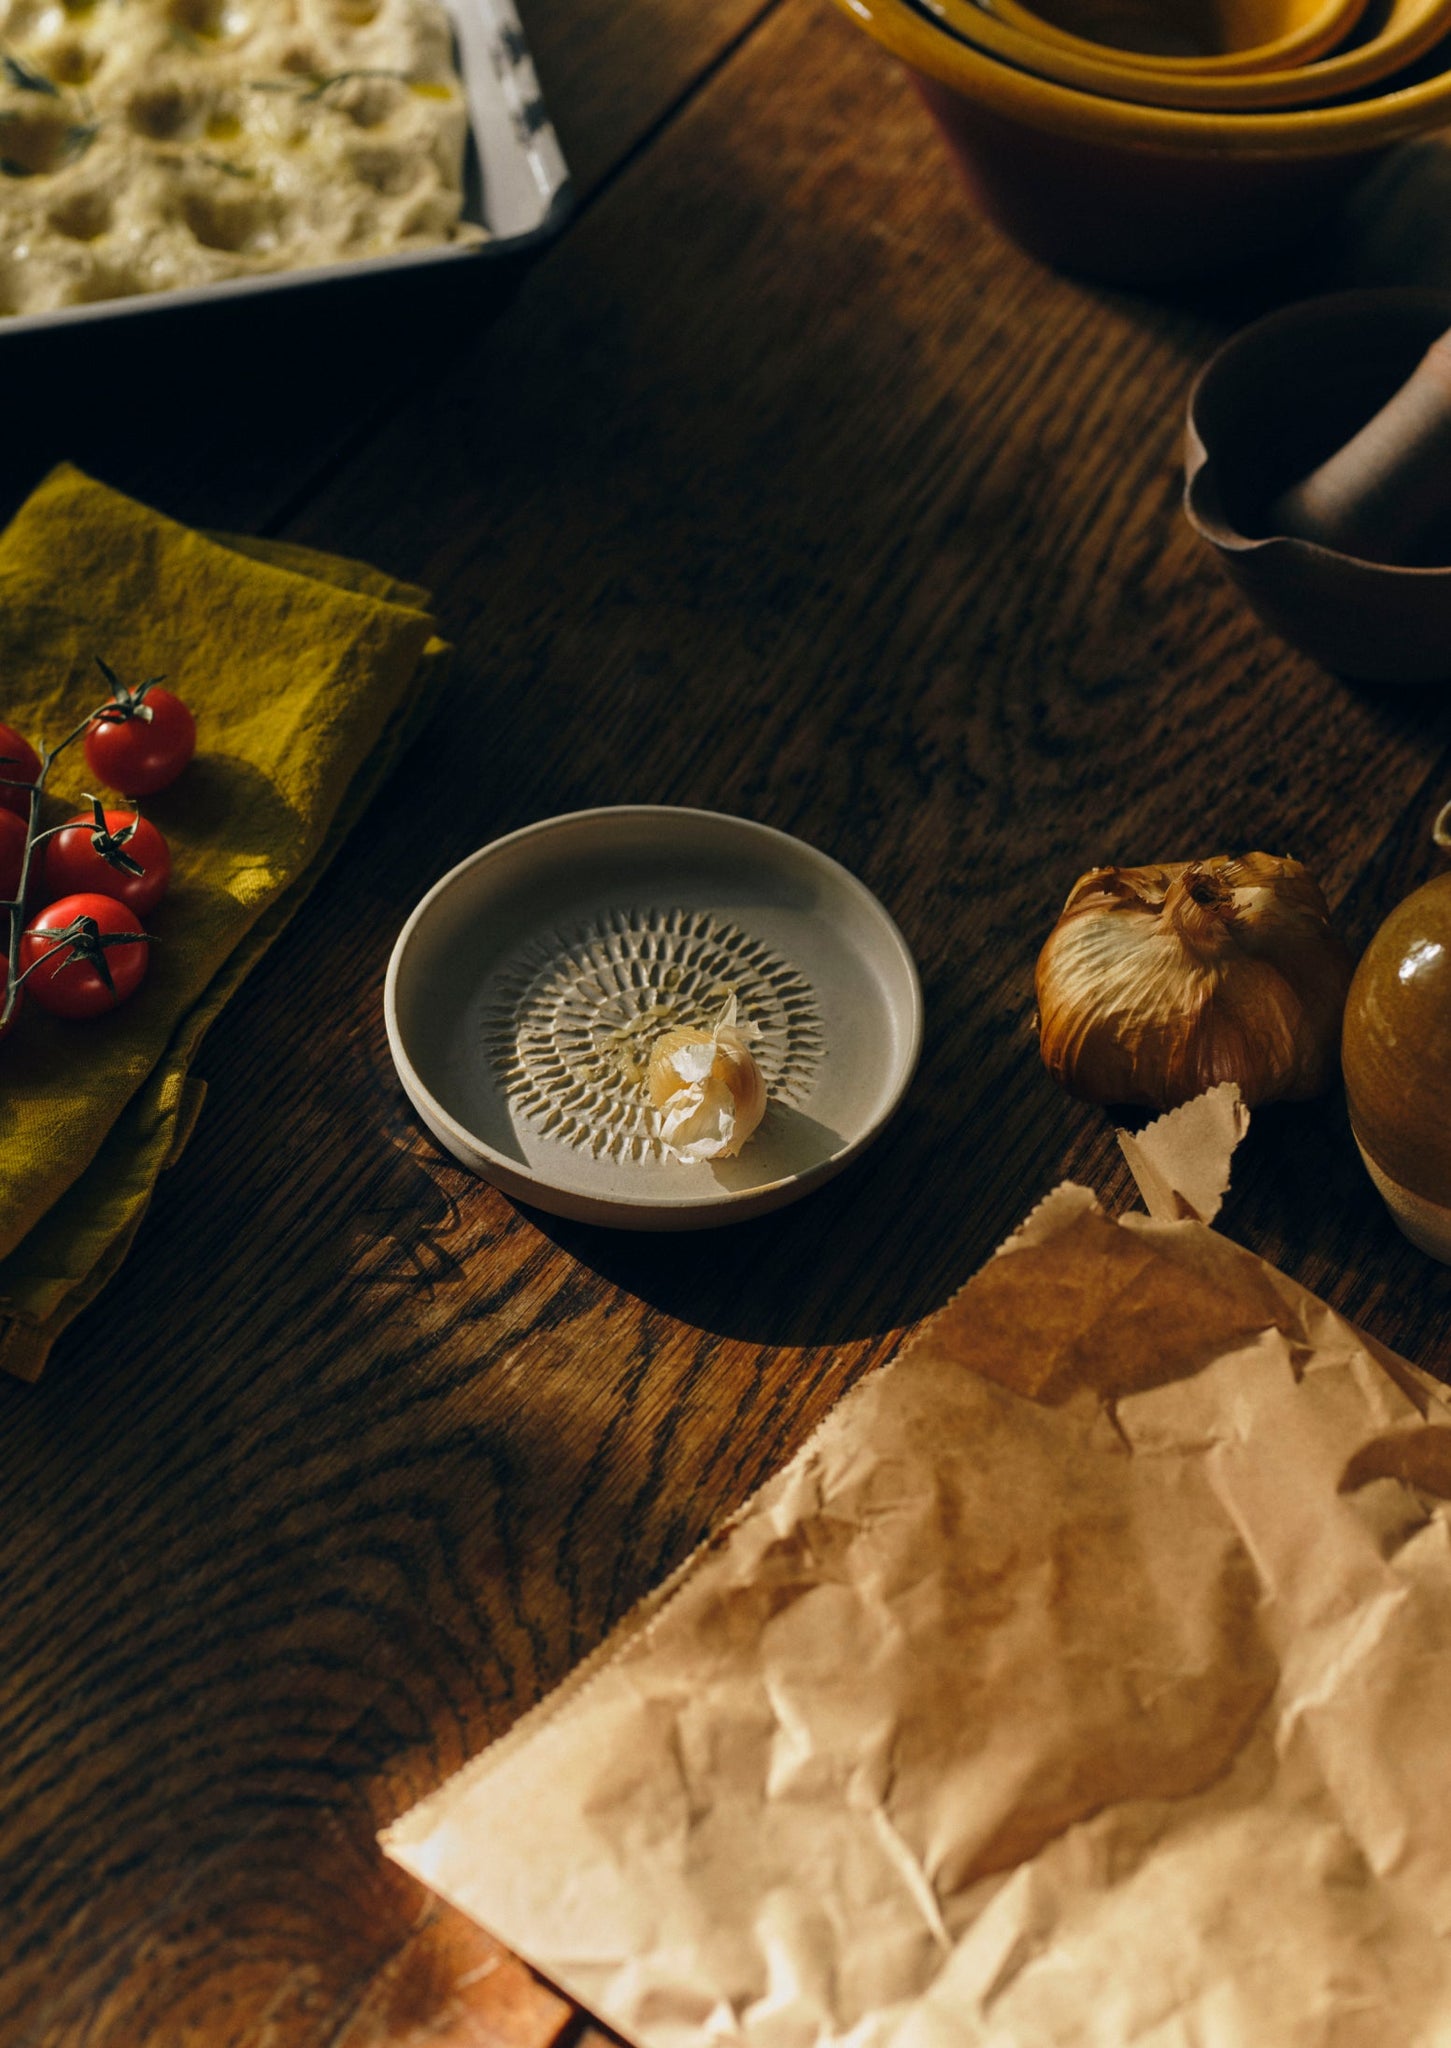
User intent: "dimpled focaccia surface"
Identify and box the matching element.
[0,0,485,317]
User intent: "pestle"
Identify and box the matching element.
[1269,327,1451,565]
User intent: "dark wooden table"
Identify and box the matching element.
[5,3,1451,2041]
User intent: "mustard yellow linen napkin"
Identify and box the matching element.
[0,465,449,1381]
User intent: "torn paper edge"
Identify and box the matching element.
[1117,1081,1250,1226]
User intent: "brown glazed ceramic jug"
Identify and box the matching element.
[1343,805,1451,1261]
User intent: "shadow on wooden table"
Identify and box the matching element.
[527,1083,984,1349]
[1070,137,1451,339]
[0,252,533,535]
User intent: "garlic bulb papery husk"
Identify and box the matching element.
[647,996,768,1162]
[1035,853,1354,1111]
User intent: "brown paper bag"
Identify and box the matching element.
[385,1093,1451,2047]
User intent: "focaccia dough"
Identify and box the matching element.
[0,0,485,317]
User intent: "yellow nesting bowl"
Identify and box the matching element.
[834,0,1451,281]
[928,0,1451,108]
[989,0,1369,70]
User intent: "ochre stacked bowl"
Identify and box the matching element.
[831,0,1451,281]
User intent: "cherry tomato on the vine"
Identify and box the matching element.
[0,807,27,902]
[0,721,41,820]
[85,677,195,796]
[42,803,170,918]
[20,893,151,1019]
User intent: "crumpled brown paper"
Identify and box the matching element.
[385,1100,1451,2048]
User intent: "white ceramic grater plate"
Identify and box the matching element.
[384,807,923,1229]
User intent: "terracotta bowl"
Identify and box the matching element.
[1185,289,1451,683]
[924,0,1451,109]
[831,0,1451,281]
[989,0,1368,71]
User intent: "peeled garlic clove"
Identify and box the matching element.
[648,997,767,1162]
[1035,853,1352,1111]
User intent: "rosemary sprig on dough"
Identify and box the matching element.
[1,50,60,97]
[247,68,415,102]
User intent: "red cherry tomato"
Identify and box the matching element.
[20,893,151,1019]
[42,804,170,917]
[85,684,195,796]
[0,721,41,820]
[0,807,26,901]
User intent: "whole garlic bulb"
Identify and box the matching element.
[648,996,768,1161]
[1035,853,1352,1110]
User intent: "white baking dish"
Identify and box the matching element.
[0,0,571,340]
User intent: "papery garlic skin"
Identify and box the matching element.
[1035,854,1353,1110]
[647,997,768,1162]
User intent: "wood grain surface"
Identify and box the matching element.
[5,0,1451,2041]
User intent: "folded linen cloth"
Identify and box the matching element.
[0,466,448,1381]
